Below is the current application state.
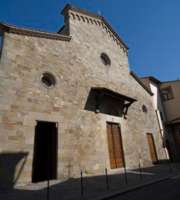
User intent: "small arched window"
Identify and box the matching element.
[142,105,148,113]
[100,53,111,66]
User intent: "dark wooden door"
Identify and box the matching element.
[147,133,158,163]
[107,123,125,169]
[172,125,180,153]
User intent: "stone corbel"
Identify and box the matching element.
[123,102,133,119]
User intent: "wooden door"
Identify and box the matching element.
[107,123,125,169]
[147,133,158,163]
[172,125,180,153]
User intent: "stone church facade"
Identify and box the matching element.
[0,4,166,186]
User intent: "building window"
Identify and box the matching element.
[142,105,148,113]
[101,53,111,66]
[161,87,173,101]
[41,72,56,88]
[160,111,164,121]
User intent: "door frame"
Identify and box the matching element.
[146,133,158,164]
[106,122,125,169]
[32,120,58,182]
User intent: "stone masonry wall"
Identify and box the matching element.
[0,10,166,186]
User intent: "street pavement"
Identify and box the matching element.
[0,163,179,200]
[110,176,180,200]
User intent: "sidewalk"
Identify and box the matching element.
[0,163,179,200]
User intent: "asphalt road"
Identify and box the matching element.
[110,176,180,200]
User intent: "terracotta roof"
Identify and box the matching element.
[130,71,154,96]
[0,23,71,41]
[161,79,180,84]
[141,76,161,84]
[61,4,128,50]
[140,76,180,85]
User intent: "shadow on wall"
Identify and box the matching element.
[84,88,124,117]
[0,152,28,188]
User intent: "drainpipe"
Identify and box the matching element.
[155,110,164,141]
[155,110,170,160]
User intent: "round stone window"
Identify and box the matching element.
[101,53,111,66]
[41,72,56,88]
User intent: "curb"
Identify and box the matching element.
[94,176,172,200]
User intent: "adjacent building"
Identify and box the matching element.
[141,77,180,161]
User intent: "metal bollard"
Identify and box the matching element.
[168,160,173,173]
[80,170,84,197]
[139,161,143,180]
[124,166,128,184]
[105,168,110,190]
[47,179,50,200]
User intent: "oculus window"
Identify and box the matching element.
[41,72,56,88]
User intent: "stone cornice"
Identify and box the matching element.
[62,4,101,20]
[61,4,129,54]
[0,23,71,41]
